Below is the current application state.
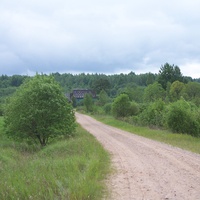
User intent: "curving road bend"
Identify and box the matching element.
[76,113,200,200]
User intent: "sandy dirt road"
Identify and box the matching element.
[76,113,200,200]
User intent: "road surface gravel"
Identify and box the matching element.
[76,113,200,200]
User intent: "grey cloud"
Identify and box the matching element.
[0,0,200,77]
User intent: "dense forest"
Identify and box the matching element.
[0,63,199,98]
[1,63,200,137]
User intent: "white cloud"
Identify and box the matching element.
[181,62,200,78]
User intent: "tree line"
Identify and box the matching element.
[1,63,200,139]
[76,63,200,138]
[0,63,198,98]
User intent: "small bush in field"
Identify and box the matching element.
[166,99,200,137]
[129,102,139,116]
[138,99,166,128]
[112,94,131,118]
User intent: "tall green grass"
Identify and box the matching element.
[0,117,110,200]
[93,115,200,154]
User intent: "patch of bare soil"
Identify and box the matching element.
[76,113,200,200]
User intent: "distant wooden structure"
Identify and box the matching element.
[69,89,96,101]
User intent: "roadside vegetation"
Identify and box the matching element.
[0,117,110,200]
[75,63,200,154]
[0,74,110,199]
[92,115,200,154]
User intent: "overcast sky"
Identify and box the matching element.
[1,0,200,78]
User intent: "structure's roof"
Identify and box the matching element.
[72,89,96,99]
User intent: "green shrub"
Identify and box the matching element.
[129,102,139,116]
[166,99,200,137]
[103,103,112,114]
[83,93,94,112]
[112,94,131,118]
[98,89,109,106]
[91,105,104,115]
[137,99,166,128]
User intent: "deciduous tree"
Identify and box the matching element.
[91,78,111,94]
[5,75,75,146]
[169,81,185,101]
[98,89,109,106]
[143,82,165,102]
[184,82,200,100]
[112,94,131,118]
[84,93,94,112]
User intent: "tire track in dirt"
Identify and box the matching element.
[76,113,200,200]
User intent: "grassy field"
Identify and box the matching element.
[93,115,200,154]
[0,117,110,200]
